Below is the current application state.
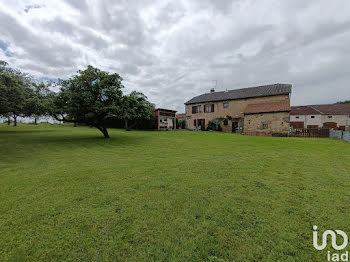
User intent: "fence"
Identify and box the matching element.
[290,128,330,138]
[330,129,350,142]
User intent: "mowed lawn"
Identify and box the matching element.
[0,124,350,261]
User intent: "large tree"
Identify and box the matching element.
[24,82,54,124]
[0,68,27,126]
[120,91,155,130]
[0,60,39,126]
[53,65,124,138]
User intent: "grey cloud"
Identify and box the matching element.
[1,0,350,112]
[0,10,81,76]
[63,0,87,11]
[43,17,108,49]
[24,4,45,13]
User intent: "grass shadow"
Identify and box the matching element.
[0,127,151,164]
[0,130,56,134]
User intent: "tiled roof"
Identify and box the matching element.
[290,106,320,115]
[176,113,186,119]
[155,108,177,112]
[185,83,291,105]
[291,104,350,115]
[244,101,291,114]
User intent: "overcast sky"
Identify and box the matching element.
[0,0,349,112]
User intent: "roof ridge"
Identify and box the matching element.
[185,83,292,105]
[309,105,323,114]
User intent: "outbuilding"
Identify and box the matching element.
[243,101,291,136]
[154,108,177,130]
[290,104,350,130]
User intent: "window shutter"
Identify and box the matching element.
[211,104,214,112]
[194,120,196,126]
[192,106,196,114]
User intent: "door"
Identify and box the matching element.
[196,119,206,131]
[232,122,238,133]
[201,119,205,131]
[323,122,337,129]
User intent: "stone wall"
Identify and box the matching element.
[243,112,290,134]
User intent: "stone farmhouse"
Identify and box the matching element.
[184,84,292,135]
[290,104,350,131]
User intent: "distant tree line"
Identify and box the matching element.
[335,100,350,104]
[0,61,155,138]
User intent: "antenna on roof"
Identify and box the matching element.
[211,80,217,93]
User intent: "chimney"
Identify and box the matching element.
[210,88,215,93]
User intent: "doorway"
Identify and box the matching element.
[232,121,238,133]
[197,119,206,131]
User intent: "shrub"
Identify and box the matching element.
[207,118,224,131]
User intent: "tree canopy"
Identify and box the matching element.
[24,82,54,124]
[52,65,154,138]
[1,62,155,137]
[52,65,124,138]
[0,62,30,125]
[0,60,54,126]
[120,91,155,130]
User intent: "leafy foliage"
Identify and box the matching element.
[52,65,124,138]
[52,65,155,137]
[336,100,350,104]
[1,62,155,135]
[207,118,225,131]
[120,91,155,130]
[0,62,32,125]
[23,82,54,124]
[177,119,186,129]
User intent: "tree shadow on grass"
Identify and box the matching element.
[0,130,56,134]
[0,129,151,165]
[26,133,148,146]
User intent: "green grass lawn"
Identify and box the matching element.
[0,124,350,261]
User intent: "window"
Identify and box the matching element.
[262,123,268,129]
[311,116,315,118]
[296,116,300,119]
[204,104,214,113]
[192,105,202,114]
[192,106,196,114]
[223,119,228,125]
[223,102,229,108]
[328,116,333,119]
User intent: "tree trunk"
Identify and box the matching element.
[125,119,130,131]
[96,127,109,138]
[74,122,77,127]
[34,118,37,125]
[13,115,17,126]
[7,116,10,125]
